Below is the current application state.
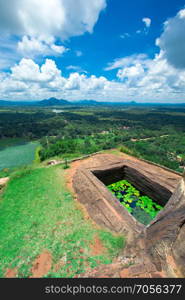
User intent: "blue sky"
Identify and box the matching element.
[0,0,185,102]
[61,0,185,79]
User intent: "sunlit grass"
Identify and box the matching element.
[0,165,124,278]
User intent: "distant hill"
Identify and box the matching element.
[0,98,102,107]
[1,98,185,107]
[39,97,70,106]
[0,98,71,107]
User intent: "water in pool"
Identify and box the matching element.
[107,179,163,225]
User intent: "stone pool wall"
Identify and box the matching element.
[73,153,185,277]
[93,163,172,206]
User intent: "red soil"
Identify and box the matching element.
[5,268,18,278]
[90,235,107,256]
[30,250,52,278]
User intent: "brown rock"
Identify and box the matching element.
[72,153,185,277]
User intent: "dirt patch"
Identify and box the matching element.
[5,268,18,278]
[30,251,52,278]
[166,255,182,277]
[65,159,87,192]
[65,153,112,193]
[0,177,9,186]
[90,235,107,256]
[65,158,96,222]
[0,177,9,193]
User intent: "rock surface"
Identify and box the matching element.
[0,177,9,189]
[72,153,185,277]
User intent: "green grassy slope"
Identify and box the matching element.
[0,165,124,278]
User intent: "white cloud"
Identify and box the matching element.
[142,17,151,28]
[17,36,68,57]
[117,63,145,81]
[156,8,185,69]
[104,50,185,102]
[11,58,62,83]
[67,65,80,71]
[1,5,185,103]
[66,65,87,73]
[102,8,185,102]
[51,44,67,54]
[0,0,106,40]
[1,55,185,103]
[0,58,114,100]
[0,0,106,63]
[105,54,150,71]
[179,8,185,19]
[135,18,151,36]
[120,33,130,39]
[75,50,83,57]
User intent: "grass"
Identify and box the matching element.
[0,165,125,278]
[103,149,122,156]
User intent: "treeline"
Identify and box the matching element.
[39,131,185,173]
[39,134,119,161]
[123,134,185,172]
[0,110,66,139]
[1,107,184,140]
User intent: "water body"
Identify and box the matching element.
[52,109,64,113]
[108,179,163,225]
[0,140,40,171]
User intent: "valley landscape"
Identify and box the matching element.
[1,99,185,177]
[0,0,185,290]
[0,99,185,278]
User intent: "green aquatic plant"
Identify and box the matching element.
[107,179,163,225]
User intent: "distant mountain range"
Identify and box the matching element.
[0,98,127,107]
[0,98,185,107]
[0,98,70,107]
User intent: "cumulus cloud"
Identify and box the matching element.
[103,8,185,102]
[142,17,151,28]
[117,63,145,83]
[11,58,62,83]
[17,36,68,57]
[104,50,185,101]
[156,8,185,69]
[0,0,106,63]
[0,0,106,40]
[1,55,185,102]
[0,58,115,100]
[1,4,185,102]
